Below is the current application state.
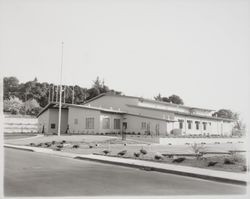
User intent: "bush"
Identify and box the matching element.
[172,157,185,163]
[224,158,235,164]
[72,144,79,149]
[207,161,218,167]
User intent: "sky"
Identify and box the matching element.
[0,0,249,123]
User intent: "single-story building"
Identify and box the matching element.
[37,93,235,136]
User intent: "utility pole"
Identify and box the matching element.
[72,86,74,104]
[63,85,66,103]
[58,41,64,136]
[56,85,58,102]
[48,86,51,104]
[52,85,54,102]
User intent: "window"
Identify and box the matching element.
[102,118,110,129]
[187,120,192,129]
[178,119,184,129]
[114,119,121,129]
[195,121,200,130]
[141,122,146,129]
[203,122,207,130]
[86,118,94,129]
[155,124,160,136]
[51,123,56,129]
[74,119,78,125]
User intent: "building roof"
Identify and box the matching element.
[36,102,125,117]
[126,104,234,122]
[83,93,215,112]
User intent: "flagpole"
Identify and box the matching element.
[58,41,64,136]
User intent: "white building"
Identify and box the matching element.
[37,93,235,136]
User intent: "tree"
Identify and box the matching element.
[154,93,162,101]
[168,94,184,105]
[212,109,237,119]
[4,97,25,115]
[4,77,19,99]
[24,99,41,115]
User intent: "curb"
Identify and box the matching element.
[74,156,247,186]
[4,145,34,152]
[4,144,247,186]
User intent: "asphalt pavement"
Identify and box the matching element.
[4,148,246,197]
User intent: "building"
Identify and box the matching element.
[37,93,235,136]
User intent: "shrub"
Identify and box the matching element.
[224,158,235,165]
[172,157,185,163]
[207,161,218,167]
[118,150,127,156]
[51,141,56,145]
[29,143,35,146]
[154,154,163,161]
[61,140,66,144]
[134,152,140,158]
[242,165,247,172]
[103,150,110,155]
[72,144,79,149]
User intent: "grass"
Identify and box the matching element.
[5,134,247,173]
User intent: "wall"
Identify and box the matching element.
[125,115,167,136]
[5,114,38,133]
[99,112,123,134]
[68,107,100,134]
[47,108,68,134]
[85,95,139,112]
[38,109,49,133]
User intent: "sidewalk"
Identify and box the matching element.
[4,144,248,185]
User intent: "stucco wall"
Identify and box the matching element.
[125,115,167,136]
[99,112,123,134]
[47,108,68,134]
[85,95,139,112]
[38,109,49,133]
[68,107,100,134]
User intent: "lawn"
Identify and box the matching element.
[8,134,246,173]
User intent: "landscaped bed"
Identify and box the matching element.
[22,136,247,173]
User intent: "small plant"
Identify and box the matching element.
[224,158,235,165]
[140,148,147,156]
[29,143,35,146]
[89,145,93,148]
[242,165,247,172]
[61,140,66,144]
[134,152,140,158]
[55,148,61,151]
[37,143,42,147]
[154,154,163,161]
[117,150,127,156]
[190,143,205,159]
[72,144,79,149]
[57,145,63,149]
[207,161,218,167]
[51,141,56,145]
[103,150,110,155]
[172,157,185,163]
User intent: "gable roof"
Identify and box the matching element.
[36,102,125,117]
[83,93,215,112]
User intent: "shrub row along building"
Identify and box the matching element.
[37,93,234,136]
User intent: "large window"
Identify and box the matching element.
[102,118,110,129]
[155,124,160,136]
[178,119,184,129]
[86,118,94,129]
[203,122,207,130]
[114,119,121,129]
[195,121,200,130]
[51,123,56,129]
[187,120,192,129]
[141,122,146,129]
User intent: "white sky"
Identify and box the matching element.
[0,0,249,123]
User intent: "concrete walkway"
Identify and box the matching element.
[4,144,248,185]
